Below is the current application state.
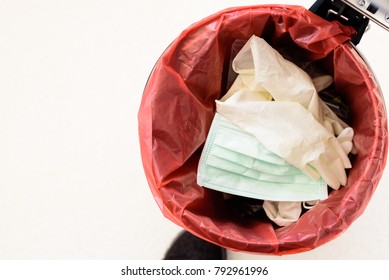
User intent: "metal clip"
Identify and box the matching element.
[328,8,350,20]
[310,0,370,45]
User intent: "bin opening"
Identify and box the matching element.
[138,5,388,255]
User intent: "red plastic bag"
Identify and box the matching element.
[138,5,388,255]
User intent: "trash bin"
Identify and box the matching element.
[138,4,388,255]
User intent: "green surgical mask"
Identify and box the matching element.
[197,113,327,201]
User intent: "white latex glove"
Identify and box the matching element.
[216,35,354,189]
[337,127,355,155]
[263,201,302,227]
[312,75,333,92]
[231,35,350,136]
[232,36,316,110]
[221,73,272,102]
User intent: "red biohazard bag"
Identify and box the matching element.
[138,5,388,255]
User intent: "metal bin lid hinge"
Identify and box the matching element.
[310,0,389,45]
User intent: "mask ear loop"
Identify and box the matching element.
[303,200,319,209]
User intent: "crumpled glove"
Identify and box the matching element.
[312,75,333,92]
[216,35,354,189]
[262,201,302,227]
[230,35,350,136]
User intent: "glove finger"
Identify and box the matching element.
[311,157,340,190]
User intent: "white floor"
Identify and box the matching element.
[1,0,389,260]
